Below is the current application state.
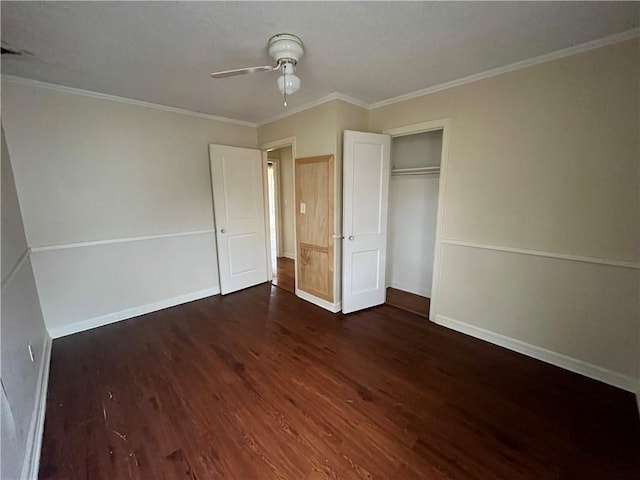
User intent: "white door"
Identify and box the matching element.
[342,131,391,313]
[209,144,269,294]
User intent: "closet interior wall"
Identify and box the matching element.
[387,130,443,298]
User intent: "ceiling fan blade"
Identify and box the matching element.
[210,65,276,79]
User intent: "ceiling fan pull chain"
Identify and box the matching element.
[283,63,288,107]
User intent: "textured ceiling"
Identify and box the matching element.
[2,1,638,124]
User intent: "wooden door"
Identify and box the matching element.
[295,155,334,302]
[209,144,269,294]
[342,131,391,313]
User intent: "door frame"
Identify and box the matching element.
[260,136,297,289]
[266,157,283,258]
[383,118,451,322]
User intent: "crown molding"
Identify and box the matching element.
[256,92,369,127]
[369,27,640,109]
[3,28,637,128]
[258,27,639,124]
[0,75,257,128]
[332,92,370,110]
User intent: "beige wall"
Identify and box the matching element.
[1,81,257,335]
[1,126,49,479]
[258,102,340,305]
[3,82,257,246]
[258,100,369,306]
[370,40,639,261]
[258,101,339,158]
[370,39,640,383]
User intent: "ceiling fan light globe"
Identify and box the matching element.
[277,74,301,95]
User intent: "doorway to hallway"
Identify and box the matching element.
[265,146,296,294]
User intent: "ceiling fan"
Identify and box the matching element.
[211,33,304,106]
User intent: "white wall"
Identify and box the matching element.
[277,146,295,259]
[1,126,50,479]
[370,38,640,389]
[1,80,257,336]
[391,130,443,169]
[387,176,439,296]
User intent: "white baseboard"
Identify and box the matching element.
[21,336,52,480]
[282,252,295,260]
[434,314,639,393]
[296,289,342,313]
[49,287,220,338]
[387,282,430,298]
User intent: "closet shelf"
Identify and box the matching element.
[391,166,440,176]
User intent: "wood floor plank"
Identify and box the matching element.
[272,257,295,294]
[40,284,640,479]
[385,287,430,318]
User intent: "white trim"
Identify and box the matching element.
[270,158,284,258]
[434,314,639,393]
[48,287,220,338]
[333,92,370,110]
[282,252,296,260]
[441,238,640,270]
[1,75,257,128]
[296,289,342,313]
[262,151,273,282]
[260,136,296,152]
[259,137,298,293]
[370,28,640,110]
[383,119,449,137]
[30,229,215,253]
[257,92,368,127]
[5,29,636,128]
[21,336,52,480]
[1,248,31,288]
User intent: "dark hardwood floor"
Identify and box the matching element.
[386,287,430,318]
[272,256,295,294]
[40,284,640,479]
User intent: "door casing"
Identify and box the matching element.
[383,118,451,322]
[260,136,297,289]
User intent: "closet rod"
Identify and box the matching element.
[391,166,440,176]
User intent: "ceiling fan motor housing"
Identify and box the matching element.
[268,34,304,64]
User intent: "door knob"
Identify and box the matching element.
[220,229,227,234]
[348,235,355,241]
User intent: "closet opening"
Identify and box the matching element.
[385,129,443,318]
[264,144,296,294]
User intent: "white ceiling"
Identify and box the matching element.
[2,2,638,124]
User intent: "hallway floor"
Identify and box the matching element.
[272,256,295,294]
